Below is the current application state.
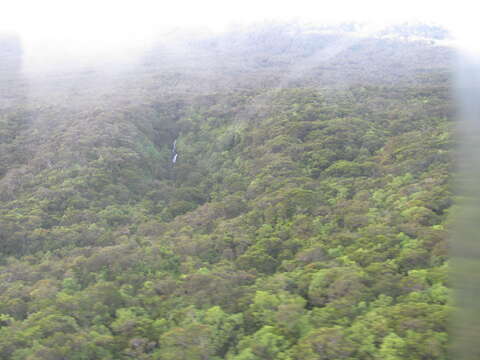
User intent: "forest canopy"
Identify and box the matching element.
[0,23,454,359]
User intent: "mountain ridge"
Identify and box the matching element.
[0,23,454,359]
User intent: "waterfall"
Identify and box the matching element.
[172,139,178,164]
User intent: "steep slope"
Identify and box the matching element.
[0,24,454,359]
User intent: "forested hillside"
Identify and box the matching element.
[0,24,455,359]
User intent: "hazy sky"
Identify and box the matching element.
[0,0,476,69]
[2,0,467,34]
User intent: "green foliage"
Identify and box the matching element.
[378,333,407,360]
[0,24,453,359]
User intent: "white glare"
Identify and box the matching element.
[0,0,477,71]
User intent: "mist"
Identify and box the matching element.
[0,0,469,72]
[0,1,479,359]
[0,0,471,107]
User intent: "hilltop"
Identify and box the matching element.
[0,23,454,359]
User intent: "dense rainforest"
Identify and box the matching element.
[0,23,454,359]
